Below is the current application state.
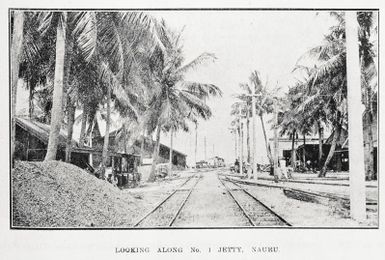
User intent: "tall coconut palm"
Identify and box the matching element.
[34,10,163,163]
[43,12,68,160]
[146,24,222,182]
[250,71,275,166]
[11,11,25,166]
[295,11,377,177]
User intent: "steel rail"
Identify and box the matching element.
[168,175,202,226]
[132,174,197,227]
[223,176,292,226]
[217,174,256,226]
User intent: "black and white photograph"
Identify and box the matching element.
[3,2,385,259]
[8,8,379,229]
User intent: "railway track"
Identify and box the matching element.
[133,173,202,227]
[217,175,291,227]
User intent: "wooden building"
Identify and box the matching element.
[14,117,140,186]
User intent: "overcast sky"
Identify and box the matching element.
[153,11,336,166]
[15,11,337,166]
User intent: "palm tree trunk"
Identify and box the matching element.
[319,123,341,177]
[364,114,374,180]
[234,130,238,160]
[169,128,174,174]
[28,82,35,119]
[79,104,88,147]
[260,114,273,165]
[291,130,296,168]
[100,84,111,179]
[139,130,145,166]
[148,123,161,182]
[363,86,375,180]
[65,98,75,162]
[302,134,306,167]
[45,15,67,161]
[317,122,323,169]
[11,11,24,166]
[246,111,251,163]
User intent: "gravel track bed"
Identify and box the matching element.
[172,171,251,227]
[229,189,287,226]
[136,190,190,227]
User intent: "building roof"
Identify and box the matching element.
[16,117,77,149]
[102,129,187,158]
[15,117,138,157]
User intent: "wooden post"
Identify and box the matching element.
[346,11,366,222]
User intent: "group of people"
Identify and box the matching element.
[232,158,292,179]
[233,159,252,175]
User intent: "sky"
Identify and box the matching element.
[15,11,337,167]
[152,11,336,166]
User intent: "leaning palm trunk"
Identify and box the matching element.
[148,124,162,182]
[169,128,174,174]
[11,11,24,166]
[291,130,296,168]
[302,134,306,167]
[45,17,67,161]
[318,122,324,170]
[100,85,112,179]
[319,123,341,177]
[65,98,76,162]
[260,114,273,165]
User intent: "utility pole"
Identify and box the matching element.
[251,91,257,179]
[273,98,279,183]
[195,123,198,167]
[346,11,366,222]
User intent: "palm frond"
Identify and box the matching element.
[178,91,212,120]
[99,62,139,121]
[72,11,97,62]
[176,52,217,75]
[181,82,222,99]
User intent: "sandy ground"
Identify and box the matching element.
[221,171,378,227]
[227,171,378,203]
[130,168,377,227]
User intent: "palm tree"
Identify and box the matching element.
[11,11,25,166]
[146,24,222,182]
[33,10,163,163]
[295,11,377,177]
[236,83,254,163]
[249,71,275,166]
[43,12,68,160]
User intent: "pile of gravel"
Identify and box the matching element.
[12,161,142,228]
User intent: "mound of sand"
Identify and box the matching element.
[12,161,142,227]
